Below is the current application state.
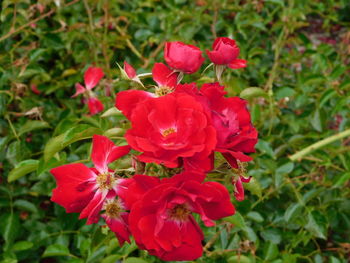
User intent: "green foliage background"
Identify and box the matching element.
[1,0,350,262]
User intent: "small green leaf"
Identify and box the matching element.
[224,212,246,228]
[260,229,282,244]
[263,242,279,261]
[101,107,122,118]
[103,128,125,138]
[247,211,264,222]
[18,120,50,137]
[42,244,70,258]
[44,125,102,161]
[240,87,268,100]
[8,159,39,182]
[284,203,303,222]
[13,200,38,214]
[0,213,20,250]
[12,241,33,251]
[244,177,262,198]
[305,211,327,239]
[124,257,148,263]
[334,172,350,187]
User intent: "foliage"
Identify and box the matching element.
[1,0,350,262]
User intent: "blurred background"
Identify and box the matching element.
[0,0,350,262]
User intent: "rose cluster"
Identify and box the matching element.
[51,37,258,261]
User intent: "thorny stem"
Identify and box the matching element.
[264,0,294,136]
[289,128,350,161]
[115,25,144,61]
[83,0,98,63]
[0,0,81,42]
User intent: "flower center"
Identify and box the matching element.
[96,173,115,191]
[162,127,176,137]
[169,204,191,221]
[155,86,173,97]
[104,199,122,218]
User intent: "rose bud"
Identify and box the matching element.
[207,37,247,69]
[164,41,205,74]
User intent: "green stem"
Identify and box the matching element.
[289,128,350,161]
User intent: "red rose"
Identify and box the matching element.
[123,172,235,261]
[175,82,258,168]
[206,37,247,69]
[115,90,216,171]
[164,41,205,74]
[50,135,131,226]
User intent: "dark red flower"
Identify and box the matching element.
[87,97,104,115]
[51,135,131,226]
[206,37,247,69]
[164,41,205,74]
[124,172,234,261]
[115,90,216,171]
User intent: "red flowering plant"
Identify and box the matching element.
[50,37,258,261]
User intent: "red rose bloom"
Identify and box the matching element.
[206,37,247,69]
[50,135,131,225]
[175,82,258,168]
[122,172,235,261]
[164,41,205,74]
[115,90,216,171]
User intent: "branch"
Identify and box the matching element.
[289,128,350,161]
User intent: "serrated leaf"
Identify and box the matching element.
[8,159,39,182]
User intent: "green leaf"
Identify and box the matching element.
[18,120,50,137]
[0,213,20,250]
[8,159,39,182]
[224,212,246,228]
[124,257,148,263]
[260,229,282,244]
[101,107,122,118]
[310,109,322,132]
[13,200,38,214]
[103,128,125,138]
[244,177,262,198]
[101,255,123,263]
[240,87,268,100]
[263,242,279,261]
[228,255,252,263]
[44,125,102,161]
[305,211,327,239]
[42,244,70,258]
[334,172,350,187]
[12,241,33,251]
[284,203,303,222]
[256,140,275,158]
[247,211,264,222]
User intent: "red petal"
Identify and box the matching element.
[124,61,137,79]
[84,67,104,90]
[79,191,105,224]
[30,84,41,95]
[103,215,131,246]
[50,164,96,213]
[152,63,178,87]
[91,135,131,174]
[87,97,104,115]
[228,59,247,69]
[115,90,155,120]
[72,83,86,98]
[233,177,245,201]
